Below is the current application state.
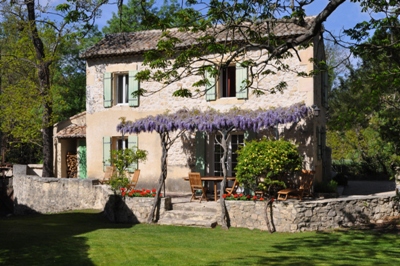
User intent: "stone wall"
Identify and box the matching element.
[13,173,108,215]
[12,165,171,224]
[104,196,172,223]
[13,165,398,232]
[225,193,399,232]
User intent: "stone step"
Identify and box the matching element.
[158,202,222,228]
[162,210,217,221]
[158,217,218,228]
[172,201,221,212]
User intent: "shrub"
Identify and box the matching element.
[109,148,148,193]
[235,138,302,195]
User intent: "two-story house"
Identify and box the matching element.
[78,17,329,193]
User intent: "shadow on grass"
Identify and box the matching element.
[208,229,400,266]
[0,209,132,266]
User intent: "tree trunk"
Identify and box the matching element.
[218,129,231,229]
[26,0,54,177]
[148,132,168,223]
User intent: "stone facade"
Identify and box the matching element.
[83,35,328,193]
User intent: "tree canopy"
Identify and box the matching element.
[102,0,186,34]
[0,0,104,172]
[327,1,400,177]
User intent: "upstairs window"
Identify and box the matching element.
[103,71,140,108]
[221,66,236,98]
[117,74,129,104]
[205,63,248,101]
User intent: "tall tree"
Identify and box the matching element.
[0,1,105,176]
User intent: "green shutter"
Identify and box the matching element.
[205,71,216,101]
[128,70,139,107]
[236,63,248,99]
[103,72,112,108]
[103,136,112,171]
[195,131,206,176]
[127,135,138,172]
[77,140,87,179]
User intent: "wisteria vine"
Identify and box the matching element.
[116,103,310,134]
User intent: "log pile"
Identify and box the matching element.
[66,152,78,178]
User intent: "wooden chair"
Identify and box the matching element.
[99,166,115,184]
[126,169,140,191]
[277,170,315,201]
[189,172,208,202]
[225,179,239,196]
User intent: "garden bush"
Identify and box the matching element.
[235,138,302,196]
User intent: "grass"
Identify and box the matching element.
[1,210,400,266]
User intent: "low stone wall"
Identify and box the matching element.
[226,194,400,232]
[13,174,109,215]
[104,196,172,223]
[12,165,171,224]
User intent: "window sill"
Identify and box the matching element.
[209,97,246,105]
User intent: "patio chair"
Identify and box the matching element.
[100,166,115,184]
[277,170,315,201]
[189,172,208,202]
[225,179,239,196]
[126,169,140,191]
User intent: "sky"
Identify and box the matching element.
[305,0,371,41]
[98,0,371,37]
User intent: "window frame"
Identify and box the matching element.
[205,63,248,101]
[103,71,140,108]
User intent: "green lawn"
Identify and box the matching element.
[0,210,399,266]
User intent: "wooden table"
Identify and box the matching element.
[184,176,236,201]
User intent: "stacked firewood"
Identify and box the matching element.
[66,152,78,178]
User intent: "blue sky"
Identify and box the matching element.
[305,1,369,37]
[99,1,370,37]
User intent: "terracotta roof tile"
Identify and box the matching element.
[81,17,316,59]
[55,125,86,139]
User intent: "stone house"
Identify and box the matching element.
[78,18,329,193]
